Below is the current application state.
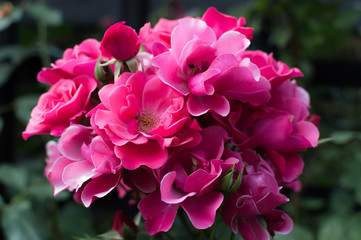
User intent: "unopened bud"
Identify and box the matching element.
[94,57,114,84]
[221,164,243,194]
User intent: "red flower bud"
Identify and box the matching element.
[100,22,140,61]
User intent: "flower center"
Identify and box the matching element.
[137,112,159,133]
[188,61,210,76]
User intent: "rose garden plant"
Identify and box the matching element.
[23,7,320,240]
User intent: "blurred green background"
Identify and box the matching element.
[0,0,361,239]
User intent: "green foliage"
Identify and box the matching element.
[229,0,361,74]
[0,158,111,240]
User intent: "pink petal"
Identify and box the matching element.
[202,7,238,38]
[138,191,179,235]
[263,210,293,236]
[57,125,92,161]
[47,156,73,196]
[62,160,97,190]
[81,172,121,207]
[115,140,168,170]
[129,167,157,193]
[238,216,270,240]
[77,38,101,58]
[152,51,190,95]
[283,153,304,183]
[293,120,319,148]
[190,126,229,160]
[171,18,216,59]
[160,171,196,204]
[216,31,250,57]
[181,192,223,229]
[187,93,230,116]
[183,168,218,194]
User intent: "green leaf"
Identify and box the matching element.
[1,200,48,240]
[318,214,361,240]
[28,3,62,26]
[14,94,40,124]
[27,181,55,201]
[58,202,96,238]
[0,164,28,190]
[331,131,355,144]
[0,8,23,31]
[329,189,354,214]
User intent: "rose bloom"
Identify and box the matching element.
[23,75,97,139]
[37,39,101,85]
[89,71,200,170]
[45,124,122,207]
[138,126,240,235]
[242,50,303,89]
[152,17,271,117]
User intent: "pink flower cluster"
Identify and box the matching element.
[23,7,319,240]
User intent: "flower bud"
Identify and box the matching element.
[221,164,243,194]
[94,57,114,84]
[100,21,140,61]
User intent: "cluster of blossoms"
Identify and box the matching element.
[23,7,319,240]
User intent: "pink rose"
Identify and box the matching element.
[45,125,122,207]
[153,18,271,117]
[215,80,319,152]
[222,172,290,238]
[89,71,199,170]
[268,79,310,122]
[23,75,97,139]
[251,110,318,152]
[38,39,101,85]
[138,126,241,235]
[100,22,140,61]
[242,50,303,89]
